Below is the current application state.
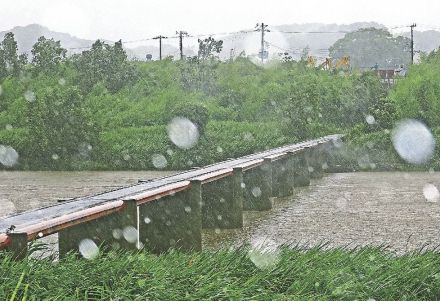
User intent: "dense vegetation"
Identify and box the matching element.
[2,247,440,300]
[0,31,439,171]
[329,28,411,68]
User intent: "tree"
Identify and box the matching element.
[0,32,27,78]
[329,28,411,69]
[31,36,67,73]
[72,40,138,93]
[25,84,98,168]
[197,37,223,60]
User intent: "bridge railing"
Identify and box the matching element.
[0,134,342,259]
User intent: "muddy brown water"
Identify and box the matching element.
[1,171,439,254]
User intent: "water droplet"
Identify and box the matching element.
[318,113,323,118]
[335,197,347,209]
[0,145,18,167]
[78,239,99,260]
[184,206,191,213]
[165,221,172,226]
[392,119,435,164]
[251,187,262,197]
[240,182,246,188]
[243,132,254,141]
[322,162,329,170]
[38,232,43,238]
[217,215,222,220]
[24,90,35,102]
[248,238,279,269]
[144,217,151,224]
[136,241,144,250]
[166,149,173,156]
[51,154,59,160]
[151,154,167,169]
[219,198,225,203]
[306,117,312,123]
[112,229,123,240]
[5,124,12,131]
[423,184,440,202]
[216,146,223,153]
[123,154,131,161]
[365,115,376,125]
[167,117,199,149]
[214,228,221,234]
[187,160,193,166]
[123,226,137,244]
[58,78,66,85]
[308,166,314,173]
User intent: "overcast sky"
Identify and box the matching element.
[1,0,439,41]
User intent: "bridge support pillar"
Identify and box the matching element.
[242,159,273,211]
[58,201,138,258]
[201,171,243,229]
[7,233,27,260]
[272,156,295,198]
[138,183,202,253]
[306,146,324,179]
[293,149,311,187]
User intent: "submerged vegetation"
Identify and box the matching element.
[0,32,439,170]
[2,247,440,300]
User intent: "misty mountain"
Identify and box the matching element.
[1,23,439,62]
[401,30,440,53]
[0,24,93,56]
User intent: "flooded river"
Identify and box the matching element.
[1,171,439,253]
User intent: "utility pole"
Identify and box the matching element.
[153,35,168,60]
[176,31,188,60]
[410,23,416,64]
[255,23,269,63]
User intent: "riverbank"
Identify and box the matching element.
[2,247,439,300]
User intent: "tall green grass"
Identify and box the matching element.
[1,247,440,300]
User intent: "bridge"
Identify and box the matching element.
[0,135,341,259]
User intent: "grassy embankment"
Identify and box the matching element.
[2,246,440,300]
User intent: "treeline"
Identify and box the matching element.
[0,31,435,170]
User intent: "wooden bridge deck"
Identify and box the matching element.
[0,134,341,253]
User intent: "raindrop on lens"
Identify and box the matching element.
[365,115,376,125]
[423,184,440,202]
[248,238,280,269]
[51,154,59,160]
[0,145,19,167]
[144,217,151,224]
[58,78,66,85]
[5,124,12,131]
[112,229,123,240]
[251,187,262,197]
[167,117,199,149]
[392,119,435,164]
[123,226,137,244]
[216,146,223,153]
[151,154,167,169]
[184,206,191,213]
[78,239,99,260]
[24,90,35,102]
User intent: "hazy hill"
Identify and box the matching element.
[1,23,439,61]
[0,24,93,56]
